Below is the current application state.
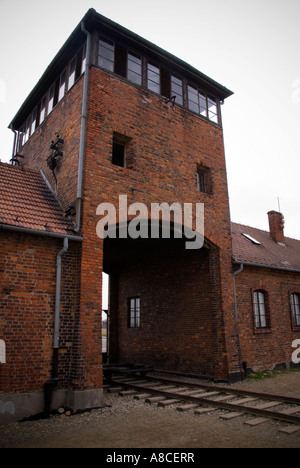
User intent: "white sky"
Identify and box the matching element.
[0,0,300,239]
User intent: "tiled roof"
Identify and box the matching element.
[232,222,300,271]
[0,163,75,236]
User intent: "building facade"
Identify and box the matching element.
[1,9,299,424]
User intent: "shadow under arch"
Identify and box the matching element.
[102,219,223,379]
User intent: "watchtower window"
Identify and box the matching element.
[147,63,160,94]
[112,133,133,168]
[196,164,213,195]
[113,141,126,167]
[99,38,115,72]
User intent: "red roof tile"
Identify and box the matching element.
[232,222,300,271]
[0,163,75,236]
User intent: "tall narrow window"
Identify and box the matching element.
[254,291,269,329]
[24,117,30,144]
[188,85,219,124]
[30,108,38,135]
[147,63,160,94]
[129,297,141,328]
[48,85,55,114]
[58,70,66,102]
[81,43,87,75]
[197,171,206,193]
[207,96,218,123]
[128,52,142,85]
[99,38,115,72]
[112,133,133,168]
[196,164,213,195]
[40,96,47,124]
[171,75,183,106]
[291,294,300,327]
[68,57,77,90]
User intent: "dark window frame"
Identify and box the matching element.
[253,290,271,330]
[196,164,213,195]
[98,37,115,72]
[147,61,161,95]
[128,297,141,329]
[112,132,133,168]
[127,51,142,86]
[291,293,300,328]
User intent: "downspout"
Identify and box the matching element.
[75,22,92,232]
[233,263,243,320]
[53,237,69,376]
[44,238,69,417]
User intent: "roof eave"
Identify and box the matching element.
[233,258,300,274]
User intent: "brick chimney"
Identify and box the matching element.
[268,211,285,245]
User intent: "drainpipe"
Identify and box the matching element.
[44,238,69,417]
[233,263,243,320]
[75,22,92,232]
[53,237,69,373]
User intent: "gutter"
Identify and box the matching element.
[233,259,300,275]
[75,21,92,233]
[0,223,83,242]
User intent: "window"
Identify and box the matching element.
[196,164,212,195]
[147,63,160,94]
[171,75,183,106]
[30,108,38,135]
[112,133,133,168]
[99,38,115,72]
[81,43,87,75]
[188,85,219,124]
[207,96,218,123]
[24,117,30,144]
[68,57,77,90]
[40,96,47,124]
[48,84,55,114]
[291,294,300,327]
[128,52,142,86]
[129,297,141,328]
[253,291,269,329]
[58,71,66,102]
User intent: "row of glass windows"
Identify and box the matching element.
[18,45,86,151]
[98,37,218,124]
[254,291,300,330]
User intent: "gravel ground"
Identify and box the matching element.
[1,370,300,448]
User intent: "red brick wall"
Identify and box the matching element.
[0,232,81,393]
[109,245,215,376]
[20,76,84,212]
[235,266,300,371]
[84,66,241,380]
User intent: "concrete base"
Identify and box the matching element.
[0,387,104,426]
[66,388,104,413]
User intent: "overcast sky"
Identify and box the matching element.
[0,0,299,240]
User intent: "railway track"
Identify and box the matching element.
[105,374,300,434]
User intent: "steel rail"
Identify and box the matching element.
[106,377,300,426]
[140,375,300,406]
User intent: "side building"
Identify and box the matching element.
[232,211,300,374]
